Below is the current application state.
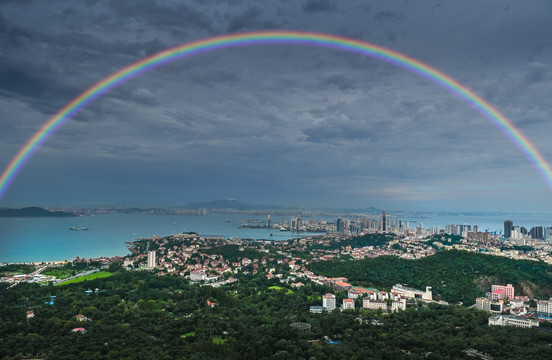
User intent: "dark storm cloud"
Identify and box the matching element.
[226,7,262,33]
[318,72,359,91]
[302,0,337,13]
[373,11,403,23]
[0,0,551,212]
[108,0,215,33]
[523,62,549,85]
[0,60,81,114]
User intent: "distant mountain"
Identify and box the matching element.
[187,200,256,210]
[185,200,381,214]
[320,206,382,214]
[0,207,76,217]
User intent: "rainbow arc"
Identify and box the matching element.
[1,31,551,200]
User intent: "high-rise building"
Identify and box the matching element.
[380,211,387,233]
[504,220,513,239]
[296,217,303,231]
[545,227,552,243]
[322,293,336,311]
[336,218,348,234]
[147,251,156,268]
[530,226,544,240]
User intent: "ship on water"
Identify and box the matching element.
[69,226,88,231]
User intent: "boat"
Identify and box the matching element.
[69,226,88,231]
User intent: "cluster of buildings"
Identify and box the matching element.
[504,219,552,245]
[475,283,552,328]
[310,286,432,313]
[308,280,434,314]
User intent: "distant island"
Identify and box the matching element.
[0,207,76,217]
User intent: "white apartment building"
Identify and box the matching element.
[342,298,355,310]
[391,299,406,312]
[363,299,387,311]
[475,297,504,313]
[537,299,552,317]
[323,293,336,311]
[488,315,538,328]
[391,284,432,301]
[147,251,156,268]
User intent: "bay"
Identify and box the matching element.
[1,211,550,263]
[0,212,324,263]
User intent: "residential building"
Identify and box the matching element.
[488,315,538,328]
[342,298,355,310]
[475,297,504,313]
[363,299,387,311]
[380,211,387,233]
[491,284,514,300]
[504,220,513,239]
[190,270,207,282]
[147,251,156,268]
[476,297,492,312]
[391,284,432,301]
[537,299,552,317]
[348,287,373,299]
[323,293,336,311]
[491,289,505,300]
[75,314,89,322]
[391,298,406,312]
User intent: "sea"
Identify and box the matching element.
[0,211,550,263]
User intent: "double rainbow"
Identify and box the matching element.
[1,30,551,200]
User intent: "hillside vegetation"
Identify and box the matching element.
[309,250,552,304]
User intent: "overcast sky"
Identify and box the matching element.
[1,0,551,212]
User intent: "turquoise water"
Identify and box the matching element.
[0,212,550,263]
[0,213,324,262]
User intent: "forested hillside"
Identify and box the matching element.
[310,250,552,304]
[1,265,552,359]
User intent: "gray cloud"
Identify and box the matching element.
[373,10,403,22]
[302,0,337,13]
[0,0,551,212]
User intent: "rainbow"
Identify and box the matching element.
[1,30,552,200]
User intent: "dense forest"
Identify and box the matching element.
[1,263,552,359]
[309,250,552,304]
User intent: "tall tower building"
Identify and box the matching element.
[504,220,513,239]
[147,251,156,268]
[322,293,336,311]
[380,211,387,233]
[296,218,303,231]
[530,226,543,240]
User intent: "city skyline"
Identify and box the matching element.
[1,1,552,213]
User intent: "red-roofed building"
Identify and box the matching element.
[334,281,353,291]
[492,289,505,300]
[343,298,355,310]
[75,314,89,322]
[491,284,514,300]
[72,327,86,333]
